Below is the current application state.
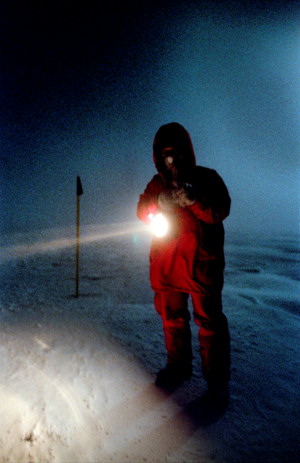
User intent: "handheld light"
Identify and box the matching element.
[148,213,169,238]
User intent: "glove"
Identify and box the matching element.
[172,188,196,207]
[158,191,176,211]
[158,188,195,210]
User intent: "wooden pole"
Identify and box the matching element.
[75,176,83,297]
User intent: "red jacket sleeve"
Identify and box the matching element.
[186,169,231,224]
[137,168,230,225]
[137,175,164,223]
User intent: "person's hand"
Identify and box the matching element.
[172,188,195,207]
[158,188,195,210]
[158,191,176,211]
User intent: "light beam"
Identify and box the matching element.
[0,222,146,261]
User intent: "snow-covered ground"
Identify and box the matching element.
[0,222,299,462]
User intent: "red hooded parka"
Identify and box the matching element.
[137,123,231,386]
[137,123,231,296]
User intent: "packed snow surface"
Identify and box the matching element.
[0,222,299,462]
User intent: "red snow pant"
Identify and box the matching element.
[154,291,230,385]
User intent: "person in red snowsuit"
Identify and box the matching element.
[137,122,231,394]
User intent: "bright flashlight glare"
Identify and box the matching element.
[0,222,145,261]
[148,213,169,238]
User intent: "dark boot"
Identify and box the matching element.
[155,363,193,388]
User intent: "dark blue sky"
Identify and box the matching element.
[1,0,299,236]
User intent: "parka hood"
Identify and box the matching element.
[153,123,196,178]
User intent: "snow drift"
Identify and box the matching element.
[0,223,299,462]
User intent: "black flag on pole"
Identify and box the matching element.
[77,176,83,196]
[75,176,83,297]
